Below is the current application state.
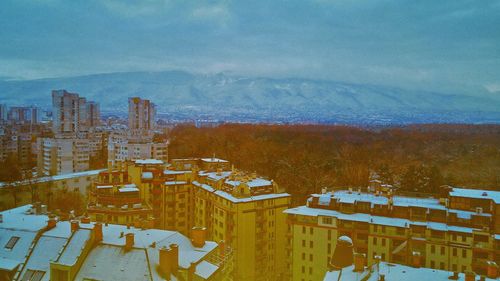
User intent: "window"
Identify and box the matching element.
[309,227,313,235]
[430,261,435,268]
[382,239,386,247]
[302,226,306,234]
[431,245,435,254]
[328,230,331,240]
[21,270,46,281]
[462,249,466,258]
[440,247,445,255]
[309,254,313,261]
[440,262,445,270]
[373,237,377,245]
[452,248,457,256]
[5,236,20,250]
[309,241,313,248]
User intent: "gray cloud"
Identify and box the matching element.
[0,0,499,98]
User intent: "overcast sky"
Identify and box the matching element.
[1,0,499,97]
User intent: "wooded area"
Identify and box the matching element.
[169,124,500,204]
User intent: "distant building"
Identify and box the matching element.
[86,101,100,128]
[0,204,230,281]
[128,97,155,139]
[37,137,90,176]
[51,89,100,135]
[0,104,7,122]
[39,90,102,176]
[7,106,42,125]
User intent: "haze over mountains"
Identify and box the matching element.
[1,71,499,124]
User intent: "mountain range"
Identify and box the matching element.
[1,71,499,124]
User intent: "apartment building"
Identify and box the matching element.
[285,188,500,281]
[37,90,101,176]
[0,204,229,281]
[0,169,102,211]
[121,157,291,280]
[128,97,156,139]
[37,137,90,176]
[87,161,154,226]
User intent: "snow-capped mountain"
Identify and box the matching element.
[1,71,499,123]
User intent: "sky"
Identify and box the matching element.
[1,0,499,97]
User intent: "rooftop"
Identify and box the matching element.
[449,187,500,203]
[324,262,497,281]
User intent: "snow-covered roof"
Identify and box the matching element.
[195,260,219,279]
[164,170,190,175]
[57,229,91,266]
[324,262,497,281]
[203,171,232,181]
[450,187,500,203]
[324,190,446,210]
[119,186,139,192]
[200,158,228,163]
[284,206,480,234]
[75,245,152,281]
[165,181,187,186]
[141,171,153,179]
[0,169,104,188]
[135,159,164,165]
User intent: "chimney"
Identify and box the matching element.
[329,236,353,270]
[353,253,366,272]
[465,271,475,281]
[379,274,385,281]
[71,220,79,232]
[191,227,207,248]
[159,246,172,279]
[125,233,134,250]
[81,217,90,224]
[170,244,179,275]
[219,240,226,256]
[487,261,498,279]
[47,217,57,230]
[411,251,421,268]
[188,262,196,281]
[94,223,103,243]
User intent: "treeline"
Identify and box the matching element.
[168,124,500,205]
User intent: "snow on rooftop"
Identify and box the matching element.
[0,169,104,189]
[141,172,153,179]
[200,158,228,163]
[135,159,164,165]
[450,187,500,203]
[247,178,272,188]
[0,257,20,271]
[119,186,139,192]
[165,181,187,185]
[324,262,497,281]
[204,171,232,181]
[0,205,48,231]
[318,194,332,206]
[19,236,67,281]
[195,260,219,279]
[75,245,151,281]
[164,170,190,175]
[57,229,91,266]
[284,206,480,234]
